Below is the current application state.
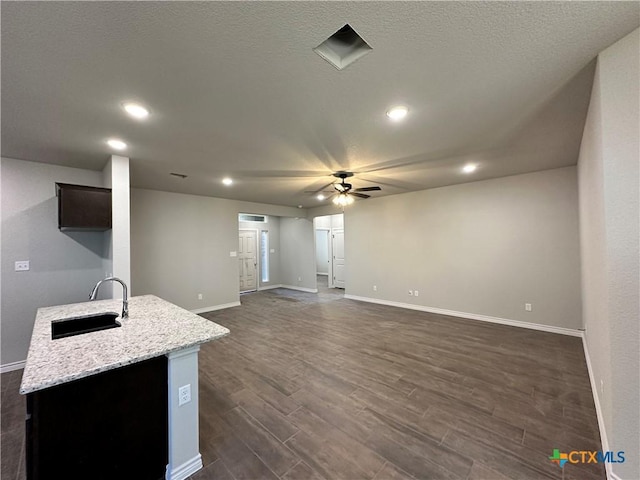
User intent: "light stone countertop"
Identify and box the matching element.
[20,294,230,394]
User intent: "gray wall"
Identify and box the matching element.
[1,158,108,365]
[130,188,304,310]
[578,29,639,479]
[279,217,316,290]
[310,167,582,329]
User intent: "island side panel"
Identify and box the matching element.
[26,355,168,480]
[166,346,202,480]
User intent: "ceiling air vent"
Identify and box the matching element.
[313,24,372,71]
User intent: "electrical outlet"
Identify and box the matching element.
[178,384,191,406]
[298,276,302,282]
[414,290,419,297]
[15,261,30,271]
[197,293,203,300]
[373,285,377,291]
[230,251,237,257]
[525,303,532,312]
[408,290,413,296]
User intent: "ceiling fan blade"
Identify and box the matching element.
[305,181,335,194]
[358,174,426,191]
[350,192,370,199]
[354,186,382,192]
[235,170,332,179]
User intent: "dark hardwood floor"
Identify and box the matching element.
[1,278,604,479]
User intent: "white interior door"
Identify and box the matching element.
[239,230,257,293]
[332,228,345,288]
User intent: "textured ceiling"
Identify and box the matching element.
[2,2,638,207]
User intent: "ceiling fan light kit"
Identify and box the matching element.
[333,193,354,206]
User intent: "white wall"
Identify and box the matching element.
[578,28,639,480]
[130,188,304,310]
[314,167,582,329]
[1,158,108,366]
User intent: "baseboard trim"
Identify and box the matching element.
[165,454,203,480]
[1,360,26,373]
[258,284,283,291]
[343,295,583,337]
[280,285,319,293]
[191,301,240,314]
[582,333,614,480]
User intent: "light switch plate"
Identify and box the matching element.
[15,261,30,271]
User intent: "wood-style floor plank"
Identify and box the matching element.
[0,278,604,480]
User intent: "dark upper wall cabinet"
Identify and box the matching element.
[56,183,112,231]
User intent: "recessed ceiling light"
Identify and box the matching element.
[317,194,325,200]
[123,103,149,119]
[462,164,477,173]
[106,138,127,150]
[386,105,408,121]
[222,177,233,186]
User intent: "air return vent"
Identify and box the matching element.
[239,213,267,223]
[314,24,372,70]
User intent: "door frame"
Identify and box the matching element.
[239,228,259,293]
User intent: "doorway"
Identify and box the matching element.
[315,229,330,276]
[239,229,257,293]
[314,214,345,289]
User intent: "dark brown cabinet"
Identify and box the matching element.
[26,356,168,480]
[56,183,112,231]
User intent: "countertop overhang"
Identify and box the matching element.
[20,295,230,394]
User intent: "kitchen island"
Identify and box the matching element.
[20,294,230,480]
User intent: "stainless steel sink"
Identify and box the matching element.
[51,312,121,339]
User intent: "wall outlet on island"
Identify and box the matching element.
[178,384,191,406]
[197,293,203,300]
[525,303,532,312]
[298,276,302,282]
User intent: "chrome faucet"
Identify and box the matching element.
[89,277,129,318]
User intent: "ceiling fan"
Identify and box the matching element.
[324,171,382,206]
